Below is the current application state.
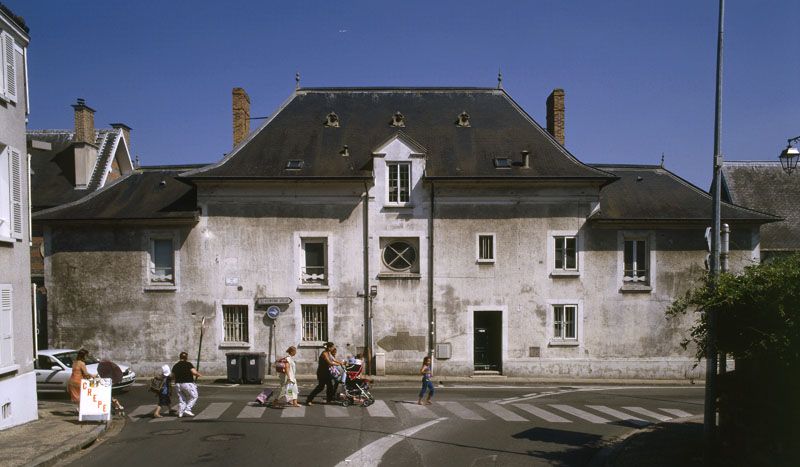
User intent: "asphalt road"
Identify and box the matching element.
[62,382,703,467]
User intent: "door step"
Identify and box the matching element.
[472,370,503,377]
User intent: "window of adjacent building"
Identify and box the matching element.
[623,239,648,283]
[477,234,495,263]
[383,240,417,272]
[554,236,577,270]
[387,162,410,204]
[0,285,13,369]
[0,145,23,241]
[301,238,327,285]
[302,304,328,342]
[149,238,174,284]
[222,305,249,344]
[553,304,577,341]
[1,30,18,103]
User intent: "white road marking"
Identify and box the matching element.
[495,385,702,405]
[325,405,349,417]
[550,404,611,424]
[335,418,446,467]
[513,404,571,423]
[438,401,484,420]
[400,402,438,418]
[659,408,693,418]
[128,405,156,421]
[586,405,650,427]
[476,402,527,422]
[281,406,306,417]
[237,405,266,419]
[194,402,231,420]
[366,400,394,418]
[623,406,673,422]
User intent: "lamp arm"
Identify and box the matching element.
[788,136,800,146]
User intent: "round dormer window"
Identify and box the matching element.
[382,241,416,271]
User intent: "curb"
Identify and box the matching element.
[196,375,702,386]
[25,420,111,467]
[587,415,702,467]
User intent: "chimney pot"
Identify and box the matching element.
[546,89,565,146]
[232,88,251,147]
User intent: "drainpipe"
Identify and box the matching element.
[428,182,435,358]
[362,182,372,374]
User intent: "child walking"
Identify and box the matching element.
[152,364,173,418]
[417,356,434,405]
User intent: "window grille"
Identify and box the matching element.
[222,305,249,343]
[554,236,577,270]
[388,163,410,203]
[302,305,328,342]
[478,235,494,261]
[553,305,577,340]
[623,239,648,282]
[149,238,174,284]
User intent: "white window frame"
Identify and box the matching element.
[0,145,23,243]
[618,231,656,292]
[296,299,332,345]
[546,299,583,347]
[385,162,411,206]
[294,232,332,291]
[143,231,179,291]
[0,30,18,103]
[476,233,496,263]
[548,230,581,277]
[217,299,253,348]
[0,144,10,241]
[0,284,14,372]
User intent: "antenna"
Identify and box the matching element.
[660,153,665,167]
[295,72,301,90]
[497,68,503,89]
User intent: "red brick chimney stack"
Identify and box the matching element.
[232,88,250,147]
[546,89,565,146]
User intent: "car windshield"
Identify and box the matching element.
[54,352,99,368]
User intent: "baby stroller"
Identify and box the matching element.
[340,360,374,407]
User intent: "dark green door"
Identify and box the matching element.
[474,311,501,371]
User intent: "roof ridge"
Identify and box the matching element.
[299,87,499,92]
[590,163,662,169]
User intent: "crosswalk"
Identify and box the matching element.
[126,400,696,426]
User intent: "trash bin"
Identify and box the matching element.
[241,352,266,384]
[225,352,244,383]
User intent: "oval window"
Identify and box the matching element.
[383,241,416,271]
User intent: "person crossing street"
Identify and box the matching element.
[172,351,202,417]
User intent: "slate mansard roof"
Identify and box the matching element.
[721,161,799,250]
[28,129,128,210]
[589,164,779,225]
[186,88,615,182]
[32,166,201,223]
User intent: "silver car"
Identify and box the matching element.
[34,349,136,393]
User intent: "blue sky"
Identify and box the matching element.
[5,0,799,188]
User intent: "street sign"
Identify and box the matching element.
[79,378,112,422]
[266,305,280,319]
[255,297,292,307]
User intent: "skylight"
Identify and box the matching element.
[286,160,304,170]
[493,157,512,169]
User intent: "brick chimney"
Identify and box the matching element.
[546,89,565,146]
[232,87,250,147]
[110,122,132,154]
[71,98,98,188]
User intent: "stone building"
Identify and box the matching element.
[34,87,777,378]
[0,4,36,430]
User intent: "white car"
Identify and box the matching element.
[35,349,136,393]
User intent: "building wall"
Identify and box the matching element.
[0,15,35,430]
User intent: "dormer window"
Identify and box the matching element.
[324,112,339,128]
[286,160,304,170]
[390,111,405,127]
[456,111,470,127]
[493,157,511,169]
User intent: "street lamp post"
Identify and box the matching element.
[779,136,800,174]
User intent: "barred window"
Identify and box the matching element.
[387,163,410,204]
[478,234,495,262]
[302,304,328,342]
[554,236,577,270]
[222,305,249,343]
[553,305,577,340]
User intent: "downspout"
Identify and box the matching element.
[362,182,372,374]
[427,182,435,357]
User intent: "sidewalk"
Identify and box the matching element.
[0,399,121,467]
[595,415,704,467]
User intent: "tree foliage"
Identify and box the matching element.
[666,253,800,368]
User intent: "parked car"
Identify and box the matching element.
[34,349,136,393]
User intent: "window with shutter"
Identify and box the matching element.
[9,147,22,239]
[0,285,13,369]
[0,146,9,239]
[1,31,17,103]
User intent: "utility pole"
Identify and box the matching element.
[705,0,725,461]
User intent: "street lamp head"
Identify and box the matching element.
[779,143,800,175]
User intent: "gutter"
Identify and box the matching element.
[428,182,436,358]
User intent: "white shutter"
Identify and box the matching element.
[0,285,12,368]
[9,147,22,239]
[2,32,17,103]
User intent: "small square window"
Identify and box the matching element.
[302,304,328,342]
[222,305,249,344]
[553,305,577,341]
[477,234,495,262]
[554,236,577,270]
[623,239,648,283]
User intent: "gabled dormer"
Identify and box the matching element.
[371,132,426,208]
